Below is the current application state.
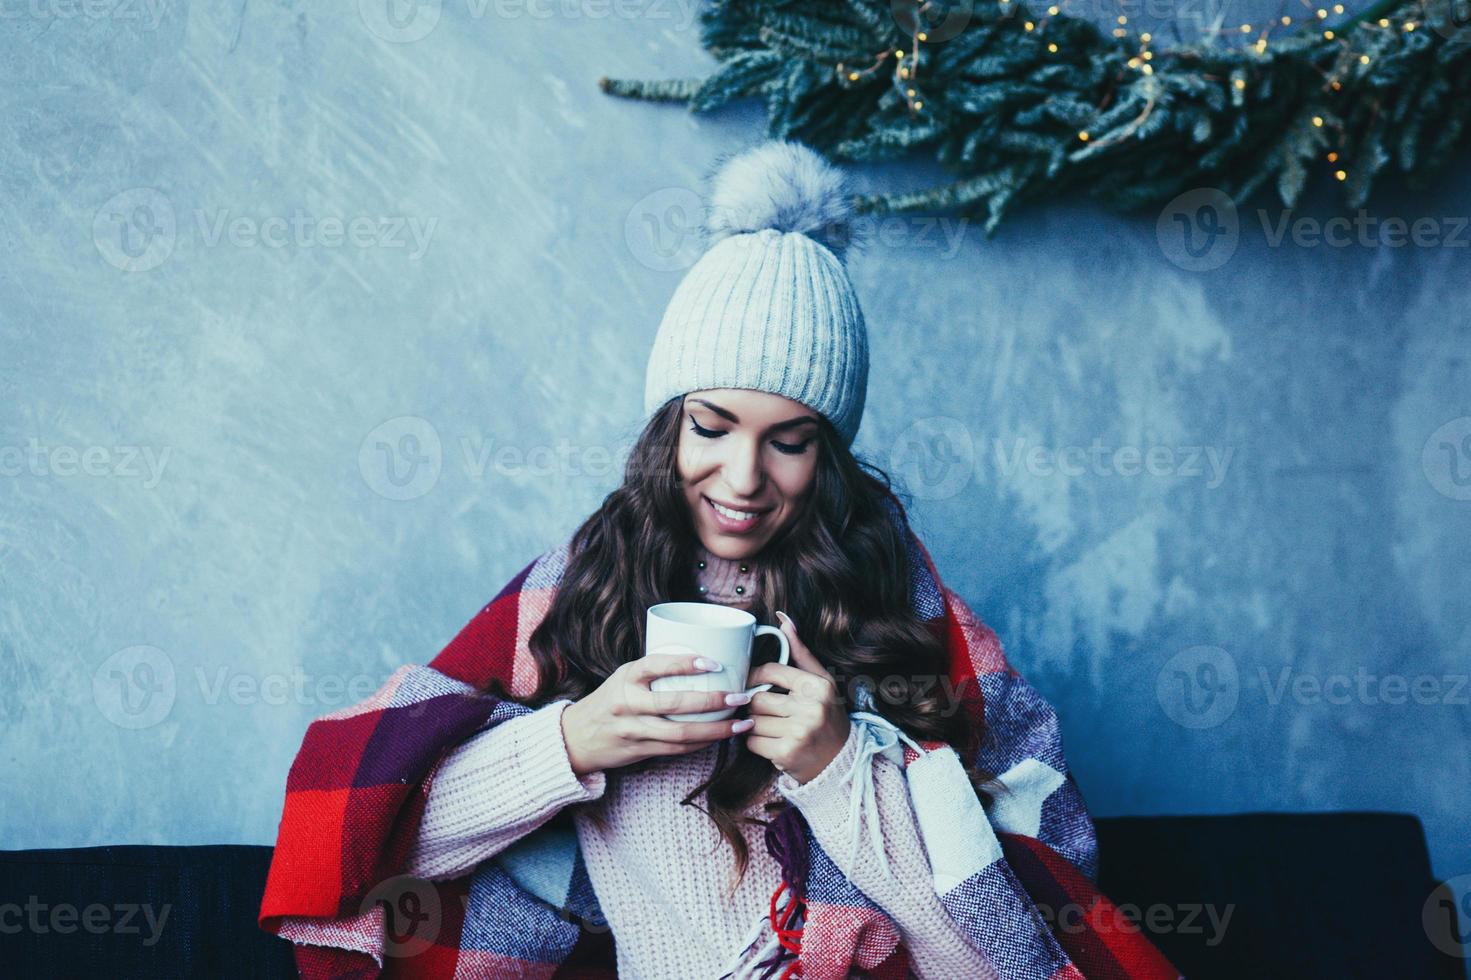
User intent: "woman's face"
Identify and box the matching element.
[676,388,821,560]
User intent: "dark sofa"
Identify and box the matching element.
[1,812,1463,979]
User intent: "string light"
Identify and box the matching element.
[1334,169,1347,180]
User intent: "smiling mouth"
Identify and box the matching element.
[703,495,770,532]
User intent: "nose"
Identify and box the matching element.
[720,435,766,500]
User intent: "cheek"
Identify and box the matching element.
[772,454,818,500]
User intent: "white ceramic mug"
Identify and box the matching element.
[645,601,791,722]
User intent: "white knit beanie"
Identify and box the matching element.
[643,140,869,446]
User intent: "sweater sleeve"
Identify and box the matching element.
[776,723,998,980]
[403,698,607,882]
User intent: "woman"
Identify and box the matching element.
[260,141,1148,980]
[400,141,1005,978]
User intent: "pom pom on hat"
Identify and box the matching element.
[705,140,858,261]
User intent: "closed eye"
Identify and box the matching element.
[688,415,813,456]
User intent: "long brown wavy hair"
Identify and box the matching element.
[486,395,999,893]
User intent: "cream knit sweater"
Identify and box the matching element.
[404,548,991,979]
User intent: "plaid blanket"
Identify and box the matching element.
[258,492,1183,980]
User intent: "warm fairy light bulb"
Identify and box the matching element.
[1359,54,1370,64]
[1025,21,1035,30]
[1334,170,1347,181]
[1324,29,1334,38]
[1113,27,1126,36]
[1128,56,1141,67]
[917,31,928,40]
[1240,23,1252,32]
[1317,8,1327,17]
[1333,3,1343,12]
[895,49,904,57]
[1140,31,1152,41]
[1327,151,1339,162]
[1312,115,1324,126]
[1142,50,1153,59]
[1078,130,1090,141]
[1281,15,1292,24]
[1378,17,1389,26]
[1404,20,1416,30]
[1048,5,1059,14]
[848,71,859,80]
[914,100,924,109]
[1331,79,1342,89]
[1048,42,1058,51]
[1142,63,1154,73]
[1117,14,1127,23]
[1234,77,1246,89]
[899,66,909,77]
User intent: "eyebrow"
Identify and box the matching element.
[688,398,820,434]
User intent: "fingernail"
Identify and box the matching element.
[696,658,723,672]
[776,610,790,626]
[725,692,751,706]
[732,718,754,732]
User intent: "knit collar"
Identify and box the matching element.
[694,544,759,606]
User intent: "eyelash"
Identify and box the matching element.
[688,417,813,456]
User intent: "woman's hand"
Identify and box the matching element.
[743,611,852,785]
[561,650,754,777]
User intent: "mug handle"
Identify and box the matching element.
[743,625,791,697]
